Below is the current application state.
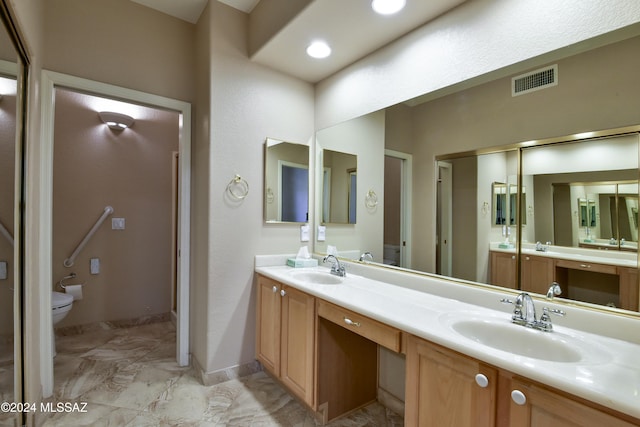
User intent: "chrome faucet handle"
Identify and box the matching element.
[538,307,566,331]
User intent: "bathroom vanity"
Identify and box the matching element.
[255,256,640,426]
[490,245,639,311]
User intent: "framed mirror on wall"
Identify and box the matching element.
[0,1,28,425]
[264,138,310,224]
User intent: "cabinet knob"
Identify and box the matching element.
[280,289,286,297]
[511,390,527,405]
[511,255,516,260]
[272,285,278,293]
[525,256,530,261]
[474,374,489,388]
[343,317,361,327]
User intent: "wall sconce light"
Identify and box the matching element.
[98,111,134,131]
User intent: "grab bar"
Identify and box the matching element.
[0,220,13,247]
[64,206,114,267]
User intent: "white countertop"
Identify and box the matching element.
[490,242,638,268]
[255,261,640,420]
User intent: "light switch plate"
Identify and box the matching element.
[90,258,100,275]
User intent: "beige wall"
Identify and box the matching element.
[43,0,195,102]
[52,89,178,327]
[198,1,315,375]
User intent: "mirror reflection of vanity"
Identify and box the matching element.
[264,138,310,223]
[311,29,640,318]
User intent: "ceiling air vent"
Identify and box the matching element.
[512,65,558,97]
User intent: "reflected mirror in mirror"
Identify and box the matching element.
[264,138,310,223]
[519,134,639,310]
[322,149,357,224]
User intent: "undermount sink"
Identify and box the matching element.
[439,313,608,363]
[289,270,343,285]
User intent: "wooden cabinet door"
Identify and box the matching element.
[490,251,517,289]
[521,254,554,295]
[280,285,316,406]
[509,378,638,427]
[405,335,497,427]
[618,266,639,311]
[256,275,281,376]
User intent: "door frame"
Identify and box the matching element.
[437,161,452,276]
[37,70,191,396]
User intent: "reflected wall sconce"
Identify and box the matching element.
[98,111,134,131]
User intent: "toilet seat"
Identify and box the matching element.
[52,291,73,311]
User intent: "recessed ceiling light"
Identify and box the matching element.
[371,0,406,15]
[306,41,332,59]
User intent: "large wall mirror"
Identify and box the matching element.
[312,27,640,319]
[264,138,310,223]
[0,1,28,424]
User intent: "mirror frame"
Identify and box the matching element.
[0,0,29,421]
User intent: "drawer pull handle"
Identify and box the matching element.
[343,317,361,327]
[280,290,286,297]
[580,264,590,268]
[272,285,278,293]
[511,390,527,405]
[475,374,489,388]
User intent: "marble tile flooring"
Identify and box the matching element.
[40,321,404,426]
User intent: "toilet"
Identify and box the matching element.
[51,291,73,357]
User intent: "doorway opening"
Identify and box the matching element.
[39,71,191,397]
[384,150,412,268]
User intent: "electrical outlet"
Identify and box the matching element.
[317,225,326,242]
[300,225,310,242]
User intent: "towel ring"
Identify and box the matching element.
[365,189,378,209]
[227,175,249,200]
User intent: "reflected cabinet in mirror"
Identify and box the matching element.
[264,138,310,223]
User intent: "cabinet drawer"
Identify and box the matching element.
[555,258,617,275]
[317,300,401,352]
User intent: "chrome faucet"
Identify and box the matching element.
[359,251,373,262]
[323,255,346,277]
[501,291,565,332]
[513,292,537,326]
[546,282,562,299]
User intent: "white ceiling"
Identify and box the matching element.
[131,0,467,83]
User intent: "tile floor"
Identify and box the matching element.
[39,321,403,426]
